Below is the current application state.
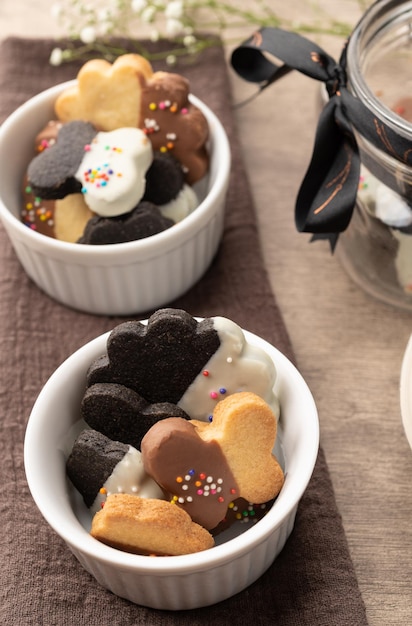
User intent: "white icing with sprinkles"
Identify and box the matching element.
[177,317,279,421]
[90,445,164,514]
[75,127,153,217]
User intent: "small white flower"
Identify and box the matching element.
[165,1,183,19]
[49,47,63,66]
[166,18,184,38]
[131,0,147,13]
[149,29,160,42]
[183,34,196,47]
[166,54,177,66]
[50,3,62,20]
[80,26,97,44]
[141,5,156,22]
[97,8,112,22]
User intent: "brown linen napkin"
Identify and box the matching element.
[0,37,368,626]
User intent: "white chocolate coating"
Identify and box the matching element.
[375,183,412,228]
[159,184,198,223]
[90,445,164,515]
[178,317,279,421]
[75,127,153,217]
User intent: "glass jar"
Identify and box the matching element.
[337,0,412,309]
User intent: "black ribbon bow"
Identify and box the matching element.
[231,27,412,249]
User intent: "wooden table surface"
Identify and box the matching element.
[2,2,412,624]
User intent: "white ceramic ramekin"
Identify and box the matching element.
[0,82,230,315]
[24,325,319,610]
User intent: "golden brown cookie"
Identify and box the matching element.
[54,194,94,242]
[193,392,284,504]
[55,54,153,130]
[90,494,214,556]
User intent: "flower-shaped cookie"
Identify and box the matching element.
[54,54,209,184]
[55,54,154,130]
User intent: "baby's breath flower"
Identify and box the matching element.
[49,47,63,66]
[48,0,367,65]
[51,3,62,20]
[183,34,196,47]
[97,8,113,22]
[165,1,183,20]
[166,18,184,38]
[131,0,147,13]
[141,5,156,22]
[150,29,160,42]
[80,25,97,44]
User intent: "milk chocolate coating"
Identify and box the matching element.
[86,309,221,405]
[66,429,129,508]
[140,72,209,185]
[141,417,239,529]
[211,497,275,536]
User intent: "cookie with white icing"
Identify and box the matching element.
[85,308,279,423]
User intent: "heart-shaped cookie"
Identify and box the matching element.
[141,391,284,529]
[141,417,238,529]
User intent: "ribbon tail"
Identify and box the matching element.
[310,232,340,253]
[295,97,360,243]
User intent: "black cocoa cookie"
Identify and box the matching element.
[77,201,173,244]
[143,152,185,205]
[66,429,129,508]
[27,120,98,199]
[81,382,189,448]
[86,308,221,404]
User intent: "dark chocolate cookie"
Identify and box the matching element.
[77,201,173,244]
[143,152,185,205]
[81,382,189,448]
[27,120,97,199]
[66,429,129,508]
[86,308,221,404]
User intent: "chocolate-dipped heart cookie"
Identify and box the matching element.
[141,392,284,530]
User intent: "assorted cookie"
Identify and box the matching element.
[91,494,215,556]
[141,392,284,530]
[22,54,211,243]
[66,309,284,557]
